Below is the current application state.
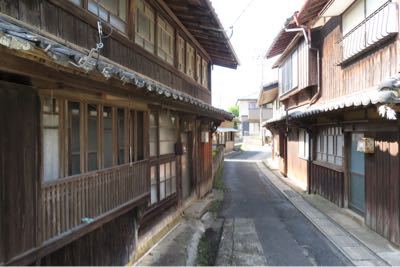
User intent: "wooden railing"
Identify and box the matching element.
[340,1,398,63]
[41,161,149,242]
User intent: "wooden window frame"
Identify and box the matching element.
[148,109,178,205]
[135,0,156,53]
[196,53,202,83]
[157,15,175,65]
[185,43,195,79]
[315,127,344,167]
[40,93,147,184]
[87,0,128,33]
[298,128,309,160]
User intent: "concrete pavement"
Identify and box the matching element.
[219,148,351,266]
[257,162,387,266]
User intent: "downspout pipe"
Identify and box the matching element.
[284,24,321,105]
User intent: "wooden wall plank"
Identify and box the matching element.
[0,81,40,262]
[311,162,344,207]
[0,0,19,19]
[365,132,400,245]
[18,0,41,27]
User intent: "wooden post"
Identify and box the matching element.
[343,131,350,208]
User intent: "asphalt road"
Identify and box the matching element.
[219,148,351,266]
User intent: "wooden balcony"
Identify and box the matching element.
[41,160,149,243]
[340,1,398,64]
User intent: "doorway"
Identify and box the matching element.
[349,133,365,214]
[181,132,193,200]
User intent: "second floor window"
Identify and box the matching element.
[248,102,257,110]
[177,35,185,72]
[202,59,208,87]
[186,43,195,79]
[196,54,202,83]
[88,0,127,33]
[136,0,155,53]
[343,0,388,35]
[157,16,174,65]
[280,49,298,94]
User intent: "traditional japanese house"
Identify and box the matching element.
[213,120,237,153]
[264,0,400,245]
[257,81,278,145]
[0,0,238,265]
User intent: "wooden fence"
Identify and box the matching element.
[41,160,149,242]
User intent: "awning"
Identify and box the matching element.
[216,128,238,133]
[263,86,400,127]
[0,16,234,121]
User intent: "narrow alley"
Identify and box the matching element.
[218,149,351,266]
[136,147,353,266]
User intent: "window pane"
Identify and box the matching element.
[171,161,176,177]
[171,177,176,194]
[117,109,125,165]
[160,164,166,182]
[136,0,155,52]
[292,49,298,89]
[166,179,171,197]
[69,102,81,175]
[366,0,387,16]
[151,184,157,204]
[166,162,171,178]
[151,166,157,184]
[43,128,59,182]
[137,111,145,160]
[88,104,98,171]
[159,113,177,155]
[202,60,208,87]
[150,112,158,157]
[343,0,365,35]
[103,107,113,168]
[160,181,165,200]
[42,97,60,181]
[69,0,82,6]
[337,135,344,158]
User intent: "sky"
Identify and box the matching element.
[210,0,304,110]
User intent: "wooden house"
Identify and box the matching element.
[264,0,400,245]
[0,0,238,265]
[258,81,278,145]
[213,120,237,153]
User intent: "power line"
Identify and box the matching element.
[231,0,257,27]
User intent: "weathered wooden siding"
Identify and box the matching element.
[319,23,399,103]
[287,130,308,187]
[297,40,317,90]
[0,0,211,103]
[41,208,137,266]
[365,132,400,245]
[310,163,344,207]
[198,132,213,198]
[0,80,40,263]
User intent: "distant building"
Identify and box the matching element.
[237,96,273,137]
[257,81,278,144]
[213,120,238,153]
